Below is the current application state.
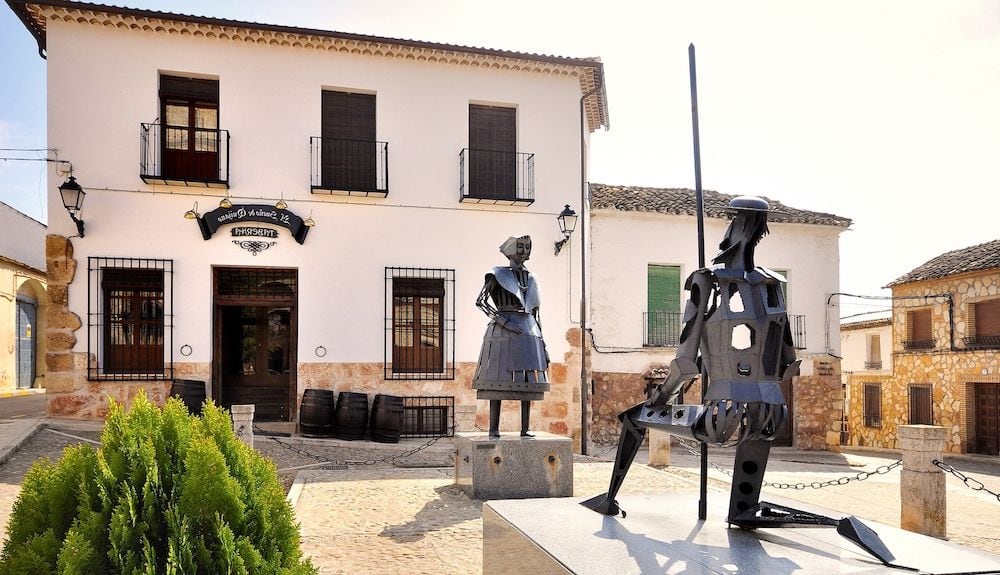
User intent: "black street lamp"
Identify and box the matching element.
[58,176,85,237]
[554,204,578,256]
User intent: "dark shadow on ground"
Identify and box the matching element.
[379,484,483,542]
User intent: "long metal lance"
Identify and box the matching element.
[688,42,709,521]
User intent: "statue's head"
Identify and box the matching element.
[713,196,770,270]
[500,235,532,268]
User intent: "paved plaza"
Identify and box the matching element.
[1,421,999,574]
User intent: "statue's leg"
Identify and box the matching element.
[581,404,646,516]
[520,401,533,437]
[489,400,501,439]
[727,438,771,523]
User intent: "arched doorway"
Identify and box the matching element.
[15,279,47,389]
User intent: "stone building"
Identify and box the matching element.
[0,202,47,392]
[8,0,608,448]
[845,239,1000,455]
[587,184,850,450]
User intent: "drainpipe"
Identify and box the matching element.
[579,85,597,456]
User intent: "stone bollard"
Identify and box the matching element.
[231,404,255,448]
[899,424,947,539]
[647,429,670,467]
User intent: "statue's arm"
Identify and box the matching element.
[476,276,522,334]
[648,270,715,406]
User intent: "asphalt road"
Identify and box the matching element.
[0,394,45,420]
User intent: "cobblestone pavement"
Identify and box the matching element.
[2,426,999,574]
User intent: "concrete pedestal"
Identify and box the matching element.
[455,431,573,500]
[483,491,1000,574]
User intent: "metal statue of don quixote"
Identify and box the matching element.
[582,195,893,564]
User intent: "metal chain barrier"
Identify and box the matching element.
[254,424,453,467]
[932,459,1000,503]
[675,438,902,490]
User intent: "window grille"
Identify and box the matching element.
[385,268,455,380]
[966,299,1000,348]
[215,267,297,302]
[909,384,934,425]
[863,382,882,428]
[88,257,173,380]
[401,396,455,438]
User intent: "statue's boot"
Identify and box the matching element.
[581,404,646,517]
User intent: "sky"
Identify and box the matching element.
[2,1,999,315]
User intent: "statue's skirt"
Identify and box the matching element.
[473,311,549,401]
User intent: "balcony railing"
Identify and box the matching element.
[963,335,1000,349]
[790,314,807,350]
[903,339,935,351]
[643,311,682,347]
[140,122,229,187]
[864,360,883,370]
[459,148,534,205]
[310,136,388,197]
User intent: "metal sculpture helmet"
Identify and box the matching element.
[714,196,770,270]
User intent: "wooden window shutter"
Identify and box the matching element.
[321,91,376,191]
[647,265,681,313]
[909,309,932,342]
[869,334,881,363]
[160,75,219,103]
[468,105,516,199]
[975,299,1000,338]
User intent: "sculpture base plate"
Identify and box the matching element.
[455,431,572,500]
[483,491,1000,574]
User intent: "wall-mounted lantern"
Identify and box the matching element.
[554,204,578,256]
[58,175,86,237]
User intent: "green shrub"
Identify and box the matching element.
[0,393,316,575]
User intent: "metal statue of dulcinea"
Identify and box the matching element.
[583,196,895,566]
[472,235,550,438]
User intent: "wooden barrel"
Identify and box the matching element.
[370,394,405,443]
[334,392,369,440]
[299,389,336,437]
[171,379,206,416]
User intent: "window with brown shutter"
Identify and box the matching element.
[908,384,933,425]
[160,75,219,181]
[904,308,933,350]
[863,383,882,428]
[968,299,1000,348]
[468,105,516,200]
[321,91,377,192]
[384,268,455,380]
[865,334,882,370]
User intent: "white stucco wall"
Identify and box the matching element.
[44,18,588,366]
[840,323,893,374]
[589,209,845,374]
[0,202,45,271]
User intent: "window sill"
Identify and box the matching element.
[140,174,228,188]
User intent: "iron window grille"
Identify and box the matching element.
[88,257,173,380]
[459,148,534,205]
[214,267,297,303]
[139,122,230,188]
[966,299,1000,349]
[401,396,455,438]
[863,382,882,428]
[908,383,934,425]
[310,137,388,197]
[789,314,807,350]
[385,268,456,380]
[643,311,682,347]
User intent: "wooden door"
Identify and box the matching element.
[976,383,1000,456]
[219,305,293,421]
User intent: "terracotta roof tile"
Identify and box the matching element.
[589,184,852,227]
[886,239,1000,287]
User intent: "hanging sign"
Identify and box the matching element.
[197,204,309,244]
[231,227,279,239]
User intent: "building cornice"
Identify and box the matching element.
[7,0,609,131]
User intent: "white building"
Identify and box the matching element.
[587,184,851,449]
[840,314,893,375]
[9,0,607,445]
[0,202,47,392]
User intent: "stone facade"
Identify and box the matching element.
[846,269,1000,453]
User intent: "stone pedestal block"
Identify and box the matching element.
[455,431,572,500]
[231,404,255,448]
[647,429,670,466]
[899,425,947,538]
[454,405,477,433]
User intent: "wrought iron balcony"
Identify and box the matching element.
[963,335,1000,349]
[459,148,534,205]
[790,314,807,350]
[903,339,935,351]
[310,136,388,197]
[643,311,682,347]
[139,122,229,187]
[864,360,883,370]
